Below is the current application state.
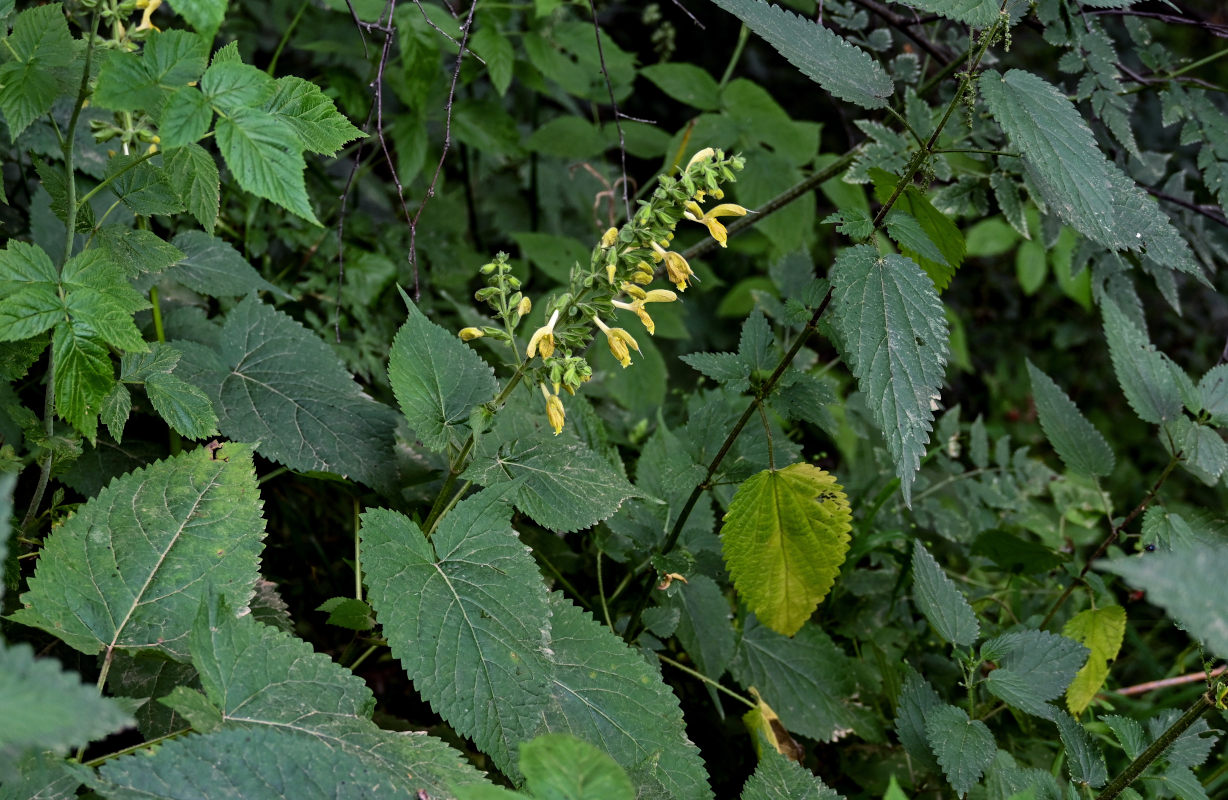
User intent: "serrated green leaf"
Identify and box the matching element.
[0,4,73,137]
[164,144,220,231]
[543,593,713,800]
[640,63,721,110]
[165,0,226,36]
[1148,711,1217,769]
[722,463,852,636]
[316,596,375,631]
[61,253,150,354]
[362,492,553,777]
[830,247,948,505]
[1063,606,1126,715]
[1099,541,1228,659]
[1054,710,1108,787]
[709,0,893,109]
[1026,360,1115,477]
[896,0,1003,27]
[10,443,264,658]
[175,296,400,490]
[388,297,497,452]
[201,61,274,112]
[167,230,283,297]
[739,746,841,799]
[911,539,980,646]
[681,351,750,391]
[738,310,774,374]
[51,320,114,442]
[5,5,73,66]
[824,208,874,241]
[730,617,859,742]
[520,733,636,800]
[893,670,943,773]
[1198,363,1228,425]
[106,650,200,739]
[101,382,132,441]
[0,282,61,341]
[0,60,59,140]
[925,704,995,796]
[982,630,1088,718]
[1103,715,1145,760]
[94,227,185,277]
[144,372,218,439]
[214,108,318,225]
[1162,416,1228,485]
[1,751,92,800]
[264,76,364,155]
[667,574,736,680]
[0,641,133,772]
[159,685,222,733]
[1102,298,1184,424]
[470,25,515,97]
[92,50,162,112]
[870,174,966,292]
[158,87,213,149]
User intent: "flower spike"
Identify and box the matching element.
[526,309,559,359]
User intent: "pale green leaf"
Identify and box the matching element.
[108,155,185,217]
[708,0,893,109]
[1103,715,1145,760]
[200,62,274,112]
[143,29,210,90]
[215,108,318,225]
[729,617,859,742]
[681,351,749,391]
[925,704,995,796]
[520,733,636,800]
[159,686,222,733]
[982,630,1088,718]
[1162,417,1228,485]
[911,539,979,646]
[640,63,721,111]
[144,372,218,440]
[1054,710,1108,787]
[361,492,553,777]
[1099,541,1228,659]
[722,463,852,636]
[157,87,213,149]
[0,283,61,341]
[164,0,227,36]
[1102,298,1183,424]
[94,227,184,277]
[264,76,364,155]
[1026,360,1115,477]
[1063,606,1126,715]
[164,144,220,232]
[738,746,841,799]
[0,4,73,137]
[470,26,515,97]
[167,230,283,297]
[387,297,496,452]
[52,320,114,442]
[4,5,73,66]
[0,60,59,140]
[871,176,965,292]
[101,382,132,441]
[9,443,265,659]
[0,641,133,772]
[543,593,713,800]
[175,296,400,491]
[830,247,948,505]
[0,239,58,285]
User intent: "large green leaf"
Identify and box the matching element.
[0,641,133,774]
[0,4,73,138]
[708,0,893,109]
[721,463,852,636]
[738,746,841,799]
[925,704,995,796]
[542,594,713,800]
[1101,298,1184,425]
[1026,360,1115,477]
[165,0,227,36]
[1099,541,1228,659]
[167,231,284,298]
[175,296,400,491]
[911,539,979,646]
[519,734,636,800]
[388,297,497,452]
[264,76,365,156]
[214,108,318,225]
[10,443,264,659]
[830,247,948,505]
[93,30,209,112]
[1063,605,1126,715]
[981,630,1088,718]
[361,491,553,778]
[729,617,859,742]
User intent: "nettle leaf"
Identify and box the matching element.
[709,0,892,109]
[730,617,859,742]
[981,630,1088,718]
[167,230,284,297]
[361,492,554,778]
[871,172,966,292]
[543,593,713,800]
[0,641,133,772]
[1026,360,1115,477]
[722,463,852,636]
[925,704,996,796]
[388,297,497,452]
[0,4,74,138]
[1161,416,1228,485]
[895,0,1002,27]
[164,144,221,231]
[1101,298,1184,424]
[1198,363,1228,425]
[667,574,736,680]
[176,296,400,491]
[1054,710,1108,787]
[520,734,636,800]
[1099,541,1228,659]
[1063,605,1126,715]
[214,108,318,225]
[264,76,365,156]
[680,311,774,392]
[893,670,943,772]
[739,746,841,799]
[830,247,948,505]
[10,443,265,659]
[911,539,980,646]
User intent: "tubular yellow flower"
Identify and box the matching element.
[651,241,695,292]
[612,288,676,336]
[683,201,749,248]
[135,0,162,31]
[593,316,640,368]
[686,147,716,170]
[458,327,484,341]
[541,383,565,435]
[516,296,532,317]
[526,309,559,359]
[600,227,619,248]
[620,282,648,300]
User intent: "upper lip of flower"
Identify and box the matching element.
[526,309,560,359]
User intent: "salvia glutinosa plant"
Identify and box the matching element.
[0,0,1225,798]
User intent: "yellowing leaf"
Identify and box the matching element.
[743,687,805,763]
[722,463,852,636]
[1063,606,1127,715]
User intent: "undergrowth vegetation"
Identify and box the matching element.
[1,0,1226,797]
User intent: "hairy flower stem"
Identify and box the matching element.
[1095,682,1221,800]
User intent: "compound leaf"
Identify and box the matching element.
[911,539,980,646]
[925,704,995,796]
[164,144,221,232]
[709,0,893,109]
[722,463,852,636]
[982,630,1088,718]
[51,320,115,443]
[10,443,265,659]
[830,247,948,505]
[1026,360,1115,477]
[214,108,318,225]
[361,491,553,778]
[264,76,364,156]
[1063,606,1127,715]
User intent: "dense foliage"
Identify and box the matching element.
[2,0,1226,798]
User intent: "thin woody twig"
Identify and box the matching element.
[587,0,631,222]
[1114,665,1226,697]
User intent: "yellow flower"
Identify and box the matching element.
[526,309,559,359]
[593,316,640,368]
[516,296,532,317]
[135,0,162,31]
[612,289,677,335]
[600,227,619,248]
[541,383,565,435]
[651,241,695,292]
[686,147,716,170]
[683,201,748,248]
[458,327,484,341]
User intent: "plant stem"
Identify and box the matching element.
[717,24,750,89]
[658,653,756,709]
[756,399,775,470]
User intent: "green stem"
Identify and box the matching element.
[658,654,757,709]
[148,284,180,455]
[717,24,750,89]
[426,480,472,538]
[1169,47,1228,79]
[597,550,614,630]
[931,148,1020,157]
[348,644,379,671]
[756,399,775,471]
[266,0,309,75]
[1095,684,1219,800]
[884,105,927,148]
